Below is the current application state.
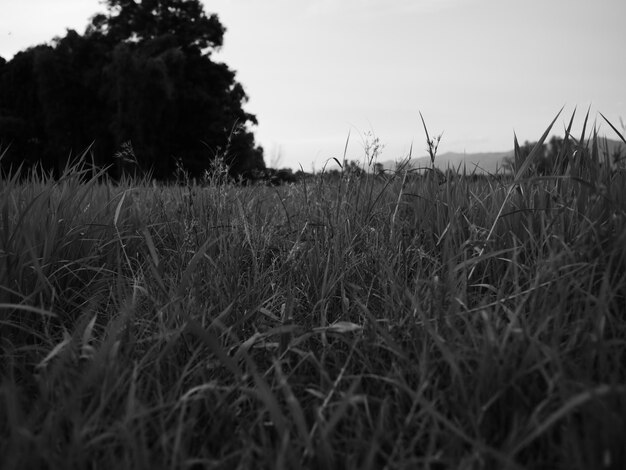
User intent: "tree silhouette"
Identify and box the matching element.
[0,0,264,180]
[507,136,566,176]
[89,0,225,54]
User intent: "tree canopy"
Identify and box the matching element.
[0,0,264,180]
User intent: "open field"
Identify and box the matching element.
[2,114,626,469]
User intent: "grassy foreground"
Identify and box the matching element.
[2,113,626,469]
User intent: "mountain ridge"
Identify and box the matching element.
[376,138,625,173]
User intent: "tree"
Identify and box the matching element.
[513,136,566,176]
[0,0,264,180]
[0,46,50,172]
[88,0,225,54]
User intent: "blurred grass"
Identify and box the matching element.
[1,111,626,469]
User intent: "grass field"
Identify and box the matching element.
[2,112,626,469]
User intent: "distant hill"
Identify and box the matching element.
[376,137,626,174]
[377,150,511,174]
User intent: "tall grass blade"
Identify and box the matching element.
[274,359,313,455]
[0,303,56,317]
[419,111,435,164]
[177,237,220,297]
[113,190,128,227]
[513,107,563,182]
[579,105,591,147]
[469,108,563,279]
[599,112,626,145]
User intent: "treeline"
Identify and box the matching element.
[0,0,265,181]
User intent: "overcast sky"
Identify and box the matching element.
[1,0,625,170]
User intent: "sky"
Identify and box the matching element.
[1,0,625,171]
